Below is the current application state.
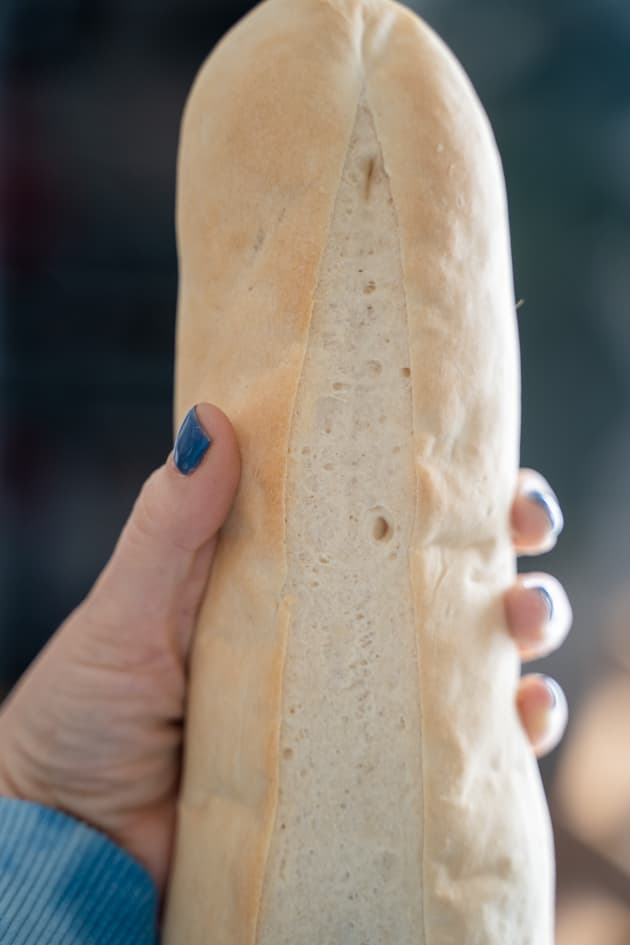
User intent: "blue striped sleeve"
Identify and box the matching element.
[0,798,157,944]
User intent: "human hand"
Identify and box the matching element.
[0,404,569,899]
[0,404,241,897]
[506,468,572,756]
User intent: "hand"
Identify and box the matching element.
[0,404,241,897]
[0,402,569,898]
[506,468,571,757]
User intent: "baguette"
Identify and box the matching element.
[163,0,555,942]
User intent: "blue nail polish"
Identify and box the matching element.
[536,585,554,622]
[542,675,562,711]
[174,406,212,475]
[528,489,564,538]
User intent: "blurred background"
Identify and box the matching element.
[1,0,628,938]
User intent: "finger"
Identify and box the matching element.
[511,468,564,556]
[517,674,568,758]
[83,403,241,635]
[504,571,573,661]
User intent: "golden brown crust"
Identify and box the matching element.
[162,1,555,942]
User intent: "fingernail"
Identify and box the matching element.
[174,406,212,475]
[527,488,564,538]
[541,674,567,712]
[530,674,569,756]
[519,573,573,659]
[536,585,554,622]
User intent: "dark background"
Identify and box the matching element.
[1,0,629,936]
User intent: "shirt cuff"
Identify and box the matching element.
[0,797,157,944]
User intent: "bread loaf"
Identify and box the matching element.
[163,0,555,942]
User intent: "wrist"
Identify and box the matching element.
[0,730,21,799]
[0,713,46,806]
[0,750,31,802]
[0,775,17,799]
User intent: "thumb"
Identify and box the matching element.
[82,403,241,647]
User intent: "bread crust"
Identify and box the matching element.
[163,1,555,942]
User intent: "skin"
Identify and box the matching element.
[0,403,572,901]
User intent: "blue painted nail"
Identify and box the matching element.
[542,675,563,711]
[536,585,554,622]
[528,489,564,538]
[174,406,212,475]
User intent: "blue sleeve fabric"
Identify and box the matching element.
[0,798,157,944]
